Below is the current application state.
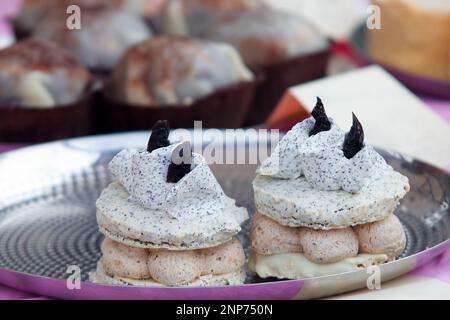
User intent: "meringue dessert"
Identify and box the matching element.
[111,36,253,106]
[90,121,248,286]
[33,2,152,71]
[205,5,329,66]
[249,98,410,279]
[0,38,90,108]
[159,0,262,37]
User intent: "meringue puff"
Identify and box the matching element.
[250,213,405,278]
[299,227,359,264]
[96,182,248,250]
[100,237,150,280]
[111,36,253,106]
[354,214,406,259]
[93,237,245,286]
[251,213,302,255]
[0,38,90,108]
[251,213,405,260]
[91,261,245,287]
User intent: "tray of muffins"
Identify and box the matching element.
[0,99,449,299]
[1,0,331,143]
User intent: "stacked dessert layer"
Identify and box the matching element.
[90,121,248,286]
[249,99,410,279]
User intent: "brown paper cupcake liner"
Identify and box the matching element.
[12,19,31,41]
[99,78,259,132]
[90,69,113,134]
[90,69,112,88]
[244,47,332,126]
[0,91,94,143]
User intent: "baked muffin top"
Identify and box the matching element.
[206,6,329,66]
[159,0,263,36]
[33,3,152,70]
[0,38,90,108]
[111,36,253,106]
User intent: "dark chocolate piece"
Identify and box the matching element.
[147,120,170,153]
[167,142,192,183]
[343,113,364,159]
[309,97,331,136]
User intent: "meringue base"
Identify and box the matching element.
[249,252,390,280]
[99,226,235,251]
[253,172,409,230]
[96,182,248,250]
[89,261,246,287]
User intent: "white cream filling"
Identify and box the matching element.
[96,182,248,249]
[249,252,390,279]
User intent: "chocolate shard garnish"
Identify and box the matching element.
[147,120,170,153]
[343,113,365,159]
[167,142,192,183]
[309,97,331,136]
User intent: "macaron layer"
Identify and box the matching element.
[253,170,409,230]
[96,182,248,250]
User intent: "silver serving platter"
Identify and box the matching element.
[0,131,448,300]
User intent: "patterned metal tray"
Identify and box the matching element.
[0,131,448,300]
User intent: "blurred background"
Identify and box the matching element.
[0,0,449,300]
[0,0,448,145]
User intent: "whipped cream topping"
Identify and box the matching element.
[257,116,391,193]
[257,117,343,179]
[109,143,226,220]
[300,142,390,193]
